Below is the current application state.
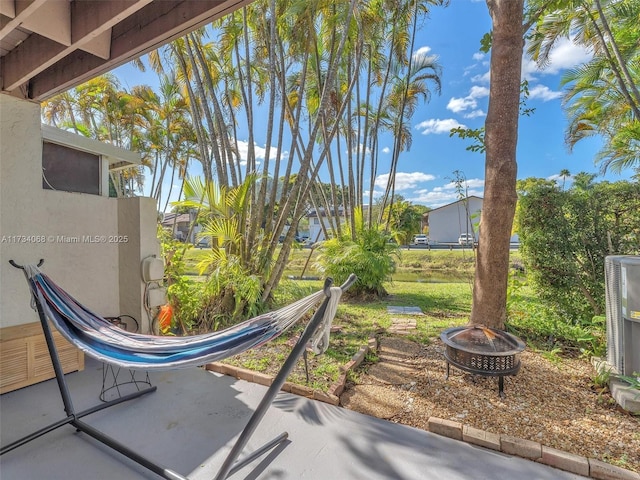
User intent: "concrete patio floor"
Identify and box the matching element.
[0,358,586,480]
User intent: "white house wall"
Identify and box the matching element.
[308,217,329,243]
[428,197,484,244]
[0,94,159,330]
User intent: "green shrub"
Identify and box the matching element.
[506,279,606,357]
[315,224,399,297]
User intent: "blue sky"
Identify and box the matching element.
[114,0,631,210]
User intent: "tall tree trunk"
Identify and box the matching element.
[470,0,524,329]
[184,37,226,185]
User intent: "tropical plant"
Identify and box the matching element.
[314,208,399,297]
[158,227,203,333]
[172,175,265,325]
[527,0,640,173]
[382,196,427,245]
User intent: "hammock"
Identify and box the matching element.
[22,264,341,370]
[5,260,356,480]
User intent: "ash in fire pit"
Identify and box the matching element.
[440,326,525,397]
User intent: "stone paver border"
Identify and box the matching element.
[427,417,639,480]
[206,337,640,480]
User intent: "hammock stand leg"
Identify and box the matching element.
[213,281,334,480]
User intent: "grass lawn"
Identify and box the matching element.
[222,279,473,391]
[183,245,522,282]
[179,245,523,391]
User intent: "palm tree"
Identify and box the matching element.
[528,0,640,173]
[379,24,443,225]
[559,169,571,190]
[42,74,150,195]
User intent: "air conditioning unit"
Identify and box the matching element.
[605,255,640,376]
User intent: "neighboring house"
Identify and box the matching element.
[424,196,519,244]
[161,212,196,243]
[424,196,483,244]
[306,207,346,243]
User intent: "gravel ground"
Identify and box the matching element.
[340,336,640,474]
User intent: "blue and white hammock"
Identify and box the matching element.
[23,265,342,371]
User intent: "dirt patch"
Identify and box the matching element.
[341,336,640,473]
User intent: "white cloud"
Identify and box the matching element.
[547,173,573,185]
[472,52,485,61]
[445,178,485,190]
[447,85,490,114]
[411,189,460,208]
[375,171,436,190]
[414,46,432,56]
[236,140,264,161]
[469,85,490,98]
[382,147,391,154]
[409,178,485,208]
[348,143,371,156]
[412,45,439,67]
[463,109,486,119]
[447,96,477,113]
[235,140,288,167]
[471,70,490,83]
[415,118,466,135]
[527,84,563,101]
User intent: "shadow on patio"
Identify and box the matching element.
[0,358,586,480]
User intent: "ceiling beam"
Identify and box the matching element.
[81,29,112,60]
[0,0,16,18]
[0,0,48,41]
[28,0,251,101]
[21,0,70,46]
[1,0,151,91]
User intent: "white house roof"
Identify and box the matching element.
[425,196,483,215]
[42,124,140,170]
[161,212,191,226]
[0,0,251,101]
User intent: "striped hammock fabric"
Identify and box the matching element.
[23,265,342,371]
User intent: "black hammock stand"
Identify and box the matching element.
[2,259,356,480]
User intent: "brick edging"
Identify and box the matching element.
[426,417,639,480]
[205,336,378,407]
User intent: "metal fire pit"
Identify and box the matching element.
[440,326,526,397]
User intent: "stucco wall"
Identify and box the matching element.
[118,196,162,333]
[0,94,159,330]
[428,197,484,244]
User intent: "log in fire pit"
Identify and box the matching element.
[440,326,526,397]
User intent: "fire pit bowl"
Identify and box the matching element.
[440,326,526,397]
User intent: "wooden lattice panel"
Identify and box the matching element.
[0,322,84,394]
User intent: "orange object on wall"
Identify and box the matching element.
[158,304,173,332]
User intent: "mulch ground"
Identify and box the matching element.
[340,336,640,474]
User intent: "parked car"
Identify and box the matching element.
[413,234,430,245]
[458,233,475,246]
[196,238,210,248]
